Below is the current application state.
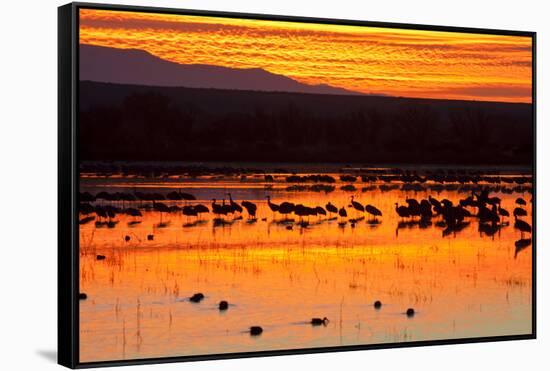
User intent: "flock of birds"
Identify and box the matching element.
[179,291,415,336]
[393,189,532,240]
[80,285,416,337]
[79,188,531,241]
[79,184,533,262]
[79,190,385,229]
[78,176,533,338]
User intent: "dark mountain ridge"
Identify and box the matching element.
[80,44,364,96]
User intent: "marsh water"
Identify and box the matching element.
[78,164,532,362]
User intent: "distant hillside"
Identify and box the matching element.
[79,81,533,165]
[79,81,530,119]
[79,44,363,96]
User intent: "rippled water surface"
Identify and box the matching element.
[79,167,532,362]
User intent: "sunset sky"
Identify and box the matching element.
[79,9,532,103]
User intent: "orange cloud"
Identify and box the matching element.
[79,9,532,103]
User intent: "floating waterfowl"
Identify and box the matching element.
[249,326,263,336]
[189,293,205,303]
[219,300,229,310]
[310,317,329,326]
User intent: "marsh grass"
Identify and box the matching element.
[78,175,532,362]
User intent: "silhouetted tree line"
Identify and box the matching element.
[79,90,533,165]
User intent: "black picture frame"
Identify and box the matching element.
[58,2,537,368]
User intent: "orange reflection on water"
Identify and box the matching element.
[79,182,532,362]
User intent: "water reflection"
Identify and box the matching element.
[79,169,533,362]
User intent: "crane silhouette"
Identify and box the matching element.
[266,195,280,217]
[278,202,295,220]
[365,204,382,221]
[211,199,225,218]
[153,201,170,224]
[405,198,421,219]
[325,202,338,217]
[514,218,531,239]
[513,207,527,218]
[338,206,347,222]
[220,199,233,215]
[193,204,209,218]
[350,196,364,217]
[515,197,526,206]
[227,193,243,213]
[395,203,410,221]
[241,200,257,219]
[498,206,509,220]
[182,205,199,220]
[315,206,327,218]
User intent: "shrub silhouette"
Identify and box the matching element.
[79,84,533,165]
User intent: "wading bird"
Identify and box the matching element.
[325,202,338,216]
[498,206,509,219]
[513,207,527,218]
[350,196,364,216]
[365,204,382,221]
[338,207,347,221]
[395,203,410,221]
[194,204,209,218]
[241,200,257,219]
[153,201,170,224]
[514,219,532,238]
[227,193,243,214]
[211,199,225,218]
[266,195,280,217]
[278,201,295,220]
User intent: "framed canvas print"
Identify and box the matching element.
[58,2,536,368]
